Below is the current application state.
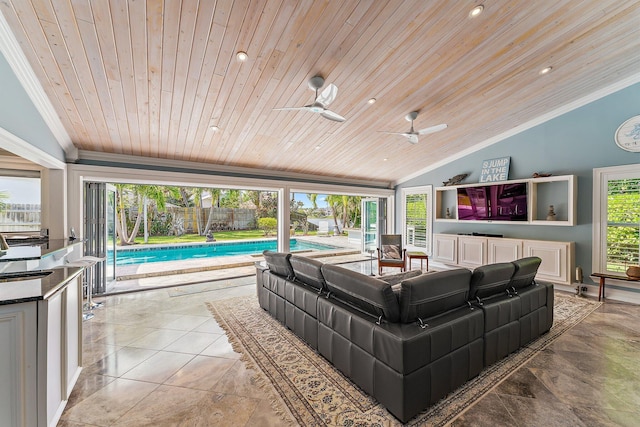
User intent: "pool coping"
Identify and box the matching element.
[115,237,360,281]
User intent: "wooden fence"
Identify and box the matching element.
[0,203,41,231]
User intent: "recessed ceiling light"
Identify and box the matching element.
[368,98,376,104]
[315,145,321,150]
[469,5,484,18]
[210,125,220,131]
[539,66,553,75]
[383,158,388,161]
[236,51,248,62]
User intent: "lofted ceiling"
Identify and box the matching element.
[1,1,639,187]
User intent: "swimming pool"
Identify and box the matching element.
[110,239,340,266]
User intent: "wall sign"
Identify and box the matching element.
[479,157,510,182]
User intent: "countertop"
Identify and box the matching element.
[0,239,83,262]
[0,267,83,305]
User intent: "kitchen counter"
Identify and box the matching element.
[0,267,83,305]
[0,239,83,274]
[0,238,82,262]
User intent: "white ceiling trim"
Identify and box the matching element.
[76,150,394,190]
[0,9,75,159]
[395,71,640,186]
[0,126,66,169]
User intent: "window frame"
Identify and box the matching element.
[592,164,640,275]
[401,185,433,254]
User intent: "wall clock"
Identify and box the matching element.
[615,115,640,152]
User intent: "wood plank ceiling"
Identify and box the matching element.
[2,0,639,186]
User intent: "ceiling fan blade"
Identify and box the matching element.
[316,83,338,106]
[417,123,448,135]
[273,106,308,111]
[379,131,406,135]
[320,109,345,122]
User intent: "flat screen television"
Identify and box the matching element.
[457,182,528,221]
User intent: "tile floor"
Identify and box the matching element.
[60,265,640,426]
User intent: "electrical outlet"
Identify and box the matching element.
[581,286,588,292]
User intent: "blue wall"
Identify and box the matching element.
[397,82,640,285]
[0,52,65,162]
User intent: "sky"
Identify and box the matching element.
[295,193,328,208]
[0,177,41,204]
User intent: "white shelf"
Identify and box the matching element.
[434,174,576,226]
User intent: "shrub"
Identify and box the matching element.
[258,217,277,236]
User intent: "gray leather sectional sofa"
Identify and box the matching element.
[255,252,553,423]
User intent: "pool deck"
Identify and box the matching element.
[108,235,367,294]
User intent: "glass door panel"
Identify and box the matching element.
[361,198,378,254]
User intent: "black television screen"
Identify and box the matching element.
[457,183,528,221]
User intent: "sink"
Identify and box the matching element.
[0,270,53,283]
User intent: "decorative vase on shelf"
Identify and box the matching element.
[626,265,640,279]
[445,208,452,219]
[546,205,556,221]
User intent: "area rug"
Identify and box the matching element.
[206,293,600,426]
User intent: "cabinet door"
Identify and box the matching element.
[523,240,572,284]
[65,276,82,397]
[487,238,522,263]
[0,302,38,427]
[433,234,457,264]
[458,237,487,268]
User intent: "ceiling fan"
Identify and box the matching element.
[274,76,345,122]
[380,111,447,144]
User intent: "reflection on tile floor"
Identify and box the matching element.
[61,265,640,426]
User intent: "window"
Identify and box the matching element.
[0,174,41,232]
[593,165,640,275]
[401,186,432,254]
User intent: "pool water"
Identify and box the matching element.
[110,239,339,266]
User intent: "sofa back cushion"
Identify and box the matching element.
[321,264,400,323]
[510,257,542,289]
[262,250,294,279]
[289,255,325,291]
[469,262,516,301]
[399,269,472,323]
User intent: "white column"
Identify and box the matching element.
[40,167,67,239]
[277,186,290,252]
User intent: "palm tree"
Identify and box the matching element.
[115,184,171,245]
[326,195,343,234]
[0,190,8,212]
[308,193,318,210]
[203,188,222,234]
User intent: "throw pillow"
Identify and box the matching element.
[382,244,401,259]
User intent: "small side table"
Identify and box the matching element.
[407,251,429,271]
[591,273,640,301]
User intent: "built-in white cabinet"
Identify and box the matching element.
[433,234,458,264]
[487,238,522,263]
[433,234,574,285]
[523,239,574,285]
[434,174,577,226]
[457,236,487,268]
[0,274,82,427]
[0,302,38,427]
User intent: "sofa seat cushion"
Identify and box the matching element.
[262,250,294,279]
[398,269,472,323]
[470,262,516,302]
[321,264,400,323]
[290,255,325,291]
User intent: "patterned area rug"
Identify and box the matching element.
[206,293,600,426]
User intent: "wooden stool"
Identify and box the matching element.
[407,251,429,271]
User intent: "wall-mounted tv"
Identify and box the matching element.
[457,182,528,221]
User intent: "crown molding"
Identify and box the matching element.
[0,9,74,156]
[395,71,640,186]
[0,126,66,169]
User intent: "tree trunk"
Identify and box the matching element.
[203,205,215,234]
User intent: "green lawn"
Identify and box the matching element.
[131,229,318,245]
